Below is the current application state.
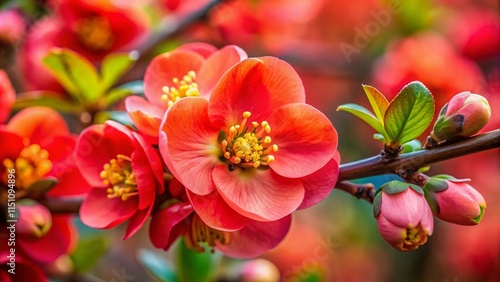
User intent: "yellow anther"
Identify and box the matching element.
[161,94,168,101]
[224,152,231,159]
[267,155,275,162]
[101,155,138,202]
[2,144,53,189]
[188,70,196,78]
[243,111,251,118]
[233,157,241,164]
[253,161,261,168]
[264,136,272,144]
[172,77,179,84]
[252,121,259,128]
[273,144,278,152]
[162,86,170,94]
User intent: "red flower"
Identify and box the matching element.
[159,57,339,231]
[75,121,163,239]
[149,180,292,258]
[126,43,247,140]
[22,0,149,92]
[0,70,15,123]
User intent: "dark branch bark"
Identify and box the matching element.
[338,129,500,182]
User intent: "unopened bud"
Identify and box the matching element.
[239,259,280,282]
[424,176,486,225]
[16,199,52,241]
[428,92,491,146]
[373,181,434,251]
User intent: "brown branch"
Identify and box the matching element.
[135,0,227,58]
[338,129,500,182]
[38,197,82,214]
[336,181,375,203]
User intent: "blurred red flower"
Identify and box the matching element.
[0,70,15,124]
[159,56,339,231]
[75,121,163,239]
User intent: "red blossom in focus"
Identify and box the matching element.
[22,0,149,92]
[126,43,247,141]
[75,121,163,239]
[159,56,339,232]
[149,179,292,258]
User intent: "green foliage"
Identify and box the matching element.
[137,249,177,282]
[384,82,434,144]
[338,81,435,154]
[176,238,222,282]
[401,139,422,153]
[13,93,82,113]
[71,234,110,273]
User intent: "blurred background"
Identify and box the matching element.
[0,0,499,281]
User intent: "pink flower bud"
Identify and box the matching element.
[426,178,486,225]
[431,91,491,143]
[0,9,26,43]
[239,259,280,282]
[373,182,434,251]
[17,199,52,241]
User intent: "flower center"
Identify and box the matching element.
[185,215,231,253]
[403,226,427,248]
[74,17,114,51]
[220,111,277,170]
[100,154,138,201]
[161,70,199,107]
[3,144,52,189]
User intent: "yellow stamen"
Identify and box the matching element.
[100,154,138,201]
[2,144,53,189]
[74,17,114,51]
[161,70,199,107]
[185,215,231,253]
[402,226,428,250]
[219,111,277,171]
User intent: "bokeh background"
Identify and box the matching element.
[1,0,499,281]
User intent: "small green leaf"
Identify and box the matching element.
[384,81,434,144]
[424,190,439,214]
[408,184,424,195]
[373,133,385,142]
[100,51,139,93]
[137,249,177,282]
[71,234,109,273]
[43,48,100,103]
[472,206,485,223]
[362,84,389,122]
[402,139,422,153]
[103,88,133,106]
[381,180,410,195]
[176,238,221,282]
[14,95,82,113]
[432,174,470,182]
[337,103,386,136]
[26,177,58,197]
[373,193,382,217]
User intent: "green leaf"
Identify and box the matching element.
[373,133,385,142]
[362,84,389,122]
[176,238,221,282]
[402,139,422,153]
[43,48,100,103]
[337,103,386,136]
[472,206,485,224]
[13,95,82,113]
[384,81,434,144]
[99,51,139,93]
[424,190,439,214]
[26,177,58,197]
[103,80,144,106]
[137,249,177,282]
[381,180,410,195]
[373,192,382,217]
[71,234,109,273]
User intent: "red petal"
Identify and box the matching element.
[0,70,15,123]
[125,96,165,138]
[48,167,91,196]
[40,135,76,176]
[19,215,74,263]
[213,166,304,221]
[149,202,193,249]
[216,215,291,259]
[197,45,247,97]
[160,97,220,195]
[187,190,248,231]
[380,189,427,228]
[208,57,305,128]
[80,188,138,229]
[144,50,204,106]
[299,155,340,209]
[132,131,165,194]
[177,42,218,58]
[123,204,153,240]
[6,107,69,143]
[0,130,24,172]
[75,122,135,188]
[269,103,338,178]
[131,149,156,210]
